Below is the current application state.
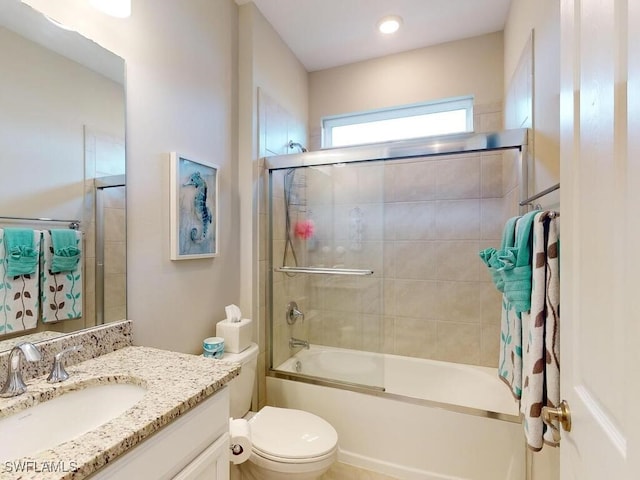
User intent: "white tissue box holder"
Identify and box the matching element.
[216,318,252,353]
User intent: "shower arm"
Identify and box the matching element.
[288,140,307,153]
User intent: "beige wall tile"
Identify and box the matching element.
[84,262,95,296]
[104,242,126,274]
[434,199,480,240]
[435,155,480,199]
[360,277,384,315]
[385,202,437,241]
[262,109,510,371]
[394,317,437,358]
[434,281,482,324]
[102,185,125,208]
[436,322,481,364]
[481,197,506,239]
[434,240,481,282]
[395,279,439,319]
[361,314,385,353]
[481,153,504,198]
[104,208,125,243]
[481,324,501,367]
[322,311,363,349]
[502,149,519,195]
[332,165,359,205]
[479,281,503,326]
[104,305,125,323]
[385,160,438,202]
[394,241,439,280]
[104,273,126,309]
[357,163,385,204]
[383,280,396,316]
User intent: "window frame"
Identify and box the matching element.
[322,96,474,148]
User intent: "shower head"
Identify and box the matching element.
[288,140,307,153]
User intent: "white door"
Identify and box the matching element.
[559,0,640,478]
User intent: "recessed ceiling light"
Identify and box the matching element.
[377,15,402,35]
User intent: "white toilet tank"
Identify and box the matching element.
[221,342,259,419]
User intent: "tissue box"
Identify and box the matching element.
[216,318,252,353]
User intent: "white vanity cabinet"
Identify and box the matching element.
[90,386,230,480]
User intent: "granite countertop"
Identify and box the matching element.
[0,346,240,480]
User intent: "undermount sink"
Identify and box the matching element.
[0,382,147,462]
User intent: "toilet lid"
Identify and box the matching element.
[249,406,338,460]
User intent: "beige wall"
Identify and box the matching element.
[308,32,504,149]
[504,0,561,476]
[0,25,123,221]
[24,0,241,354]
[237,3,309,409]
[238,2,308,323]
[504,0,560,205]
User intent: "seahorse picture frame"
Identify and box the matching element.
[170,152,218,260]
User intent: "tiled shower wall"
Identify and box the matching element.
[102,186,127,322]
[264,102,520,374]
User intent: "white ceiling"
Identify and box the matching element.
[237,0,512,72]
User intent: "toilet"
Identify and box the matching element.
[222,343,338,480]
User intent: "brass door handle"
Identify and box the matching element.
[542,400,572,432]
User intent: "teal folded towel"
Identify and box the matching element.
[497,210,540,313]
[4,228,38,277]
[479,216,520,292]
[50,229,80,273]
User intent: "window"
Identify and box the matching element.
[322,96,474,148]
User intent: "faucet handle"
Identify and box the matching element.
[286,301,305,325]
[47,345,83,383]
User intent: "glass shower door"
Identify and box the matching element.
[270,161,386,390]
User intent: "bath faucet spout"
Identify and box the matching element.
[289,337,310,350]
[0,342,42,397]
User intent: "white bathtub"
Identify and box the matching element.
[270,345,525,480]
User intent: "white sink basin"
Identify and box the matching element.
[0,383,147,461]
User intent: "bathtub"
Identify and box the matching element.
[269,345,525,480]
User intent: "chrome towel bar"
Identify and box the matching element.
[275,266,374,276]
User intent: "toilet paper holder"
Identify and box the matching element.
[230,444,244,455]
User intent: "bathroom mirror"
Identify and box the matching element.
[0,0,126,350]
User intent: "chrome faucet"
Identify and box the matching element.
[0,342,42,397]
[289,337,310,350]
[47,345,83,383]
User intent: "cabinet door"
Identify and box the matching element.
[173,432,230,480]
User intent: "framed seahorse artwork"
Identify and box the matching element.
[170,152,218,260]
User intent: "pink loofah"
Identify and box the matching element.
[294,219,315,240]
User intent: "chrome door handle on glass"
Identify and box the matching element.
[0,342,42,397]
[47,345,83,383]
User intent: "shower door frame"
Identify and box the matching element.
[94,174,126,326]
[265,128,530,401]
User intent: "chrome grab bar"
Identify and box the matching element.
[274,266,374,276]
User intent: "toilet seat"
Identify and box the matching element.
[249,406,338,462]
